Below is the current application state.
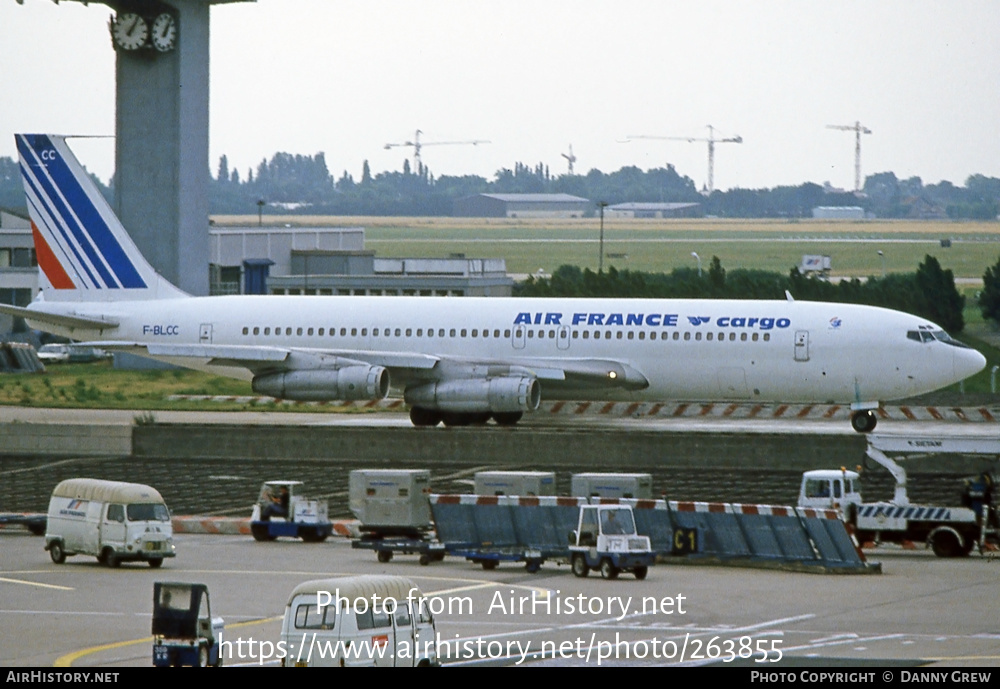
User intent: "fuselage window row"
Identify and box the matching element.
[241,326,769,342]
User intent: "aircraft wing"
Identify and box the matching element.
[87,342,440,374]
[82,342,647,392]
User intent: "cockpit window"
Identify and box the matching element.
[907,329,971,348]
[931,330,971,348]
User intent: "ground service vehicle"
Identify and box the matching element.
[798,435,999,557]
[250,480,332,542]
[569,504,654,579]
[349,470,443,564]
[281,575,438,667]
[152,582,224,667]
[45,478,175,567]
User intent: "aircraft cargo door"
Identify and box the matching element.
[794,330,809,362]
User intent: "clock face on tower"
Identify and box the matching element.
[111,12,149,51]
[151,13,178,52]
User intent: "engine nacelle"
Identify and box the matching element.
[252,366,389,401]
[404,376,541,413]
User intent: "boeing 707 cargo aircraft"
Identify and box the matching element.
[1,134,986,432]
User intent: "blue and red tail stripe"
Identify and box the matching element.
[17,134,147,290]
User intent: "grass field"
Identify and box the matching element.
[215,216,1000,278]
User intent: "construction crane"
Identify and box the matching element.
[826,120,872,193]
[384,130,490,173]
[561,144,577,175]
[626,125,742,194]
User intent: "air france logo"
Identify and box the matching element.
[513,312,791,330]
[830,317,842,329]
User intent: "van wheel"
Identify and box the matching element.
[49,541,66,564]
[377,550,393,563]
[571,554,589,578]
[148,558,163,568]
[419,554,431,566]
[481,560,498,570]
[101,549,120,568]
[633,566,648,580]
[198,645,209,668]
[600,559,619,580]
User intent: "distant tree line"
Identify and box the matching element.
[205,151,1000,220]
[1,152,998,220]
[516,255,967,334]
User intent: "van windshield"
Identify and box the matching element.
[127,503,170,521]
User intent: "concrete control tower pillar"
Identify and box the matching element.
[101,0,247,296]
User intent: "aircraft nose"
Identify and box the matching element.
[954,347,987,381]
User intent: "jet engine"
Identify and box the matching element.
[404,376,541,413]
[252,366,389,401]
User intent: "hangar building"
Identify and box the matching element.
[454,193,591,218]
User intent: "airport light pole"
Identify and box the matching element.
[992,365,998,394]
[877,250,886,278]
[598,201,608,274]
[692,252,702,277]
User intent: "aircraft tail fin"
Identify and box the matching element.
[15,134,187,302]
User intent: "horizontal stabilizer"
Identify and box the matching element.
[0,303,119,331]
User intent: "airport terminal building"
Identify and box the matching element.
[2,219,514,337]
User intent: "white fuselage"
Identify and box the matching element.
[30,295,981,405]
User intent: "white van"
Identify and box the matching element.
[281,575,438,667]
[45,478,176,568]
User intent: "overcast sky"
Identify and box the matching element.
[2,0,998,192]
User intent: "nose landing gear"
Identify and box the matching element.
[851,409,878,433]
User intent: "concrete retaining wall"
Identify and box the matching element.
[0,422,132,456]
[130,424,864,470]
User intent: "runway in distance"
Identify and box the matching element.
[2,134,987,432]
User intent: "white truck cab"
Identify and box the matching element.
[797,469,863,516]
[281,575,438,667]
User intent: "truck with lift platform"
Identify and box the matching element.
[798,434,998,558]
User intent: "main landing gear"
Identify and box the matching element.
[850,409,878,434]
[408,407,523,427]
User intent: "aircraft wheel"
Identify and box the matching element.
[571,554,589,578]
[850,410,877,433]
[409,406,441,427]
[599,559,619,580]
[492,412,523,426]
[49,541,66,564]
[441,412,471,427]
